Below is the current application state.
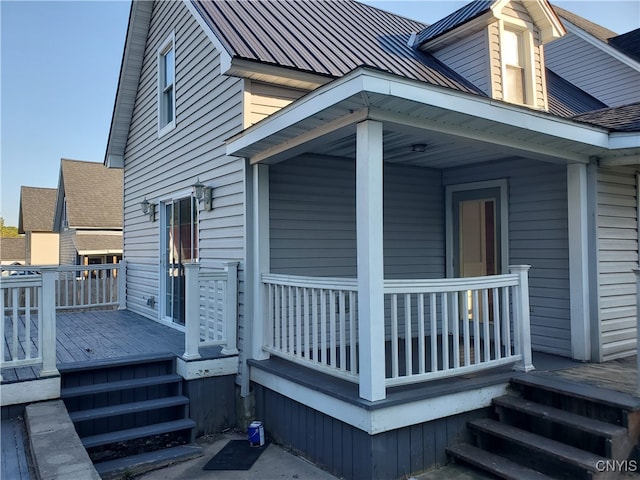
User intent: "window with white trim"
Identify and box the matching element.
[503,29,526,104]
[158,34,175,134]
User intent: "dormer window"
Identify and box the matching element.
[503,29,526,104]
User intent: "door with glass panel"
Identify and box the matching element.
[163,197,198,325]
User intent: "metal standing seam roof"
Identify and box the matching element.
[545,69,607,118]
[19,187,58,233]
[413,0,494,45]
[191,0,485,95]
[60,159,123,229]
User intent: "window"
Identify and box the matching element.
[158,34,175,134]
[503,29,526,104]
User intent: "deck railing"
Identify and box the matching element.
[1,262,125,381]
[183,262,239,359]
[262,266,532,396]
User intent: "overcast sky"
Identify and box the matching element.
[1,0,638,227]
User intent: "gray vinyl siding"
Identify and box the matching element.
[122,0,245,325]
[545,32,640,107]
[269,156,444,279]
[443,159,571,357]
[59,229,77,265]
[597,166,638,361]
[432,30,490,96]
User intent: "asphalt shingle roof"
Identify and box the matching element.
[74,234,123,254]
[60,159,123,229]
[0,237,26,262]
[19,187,57,233]
[571,103,640,132]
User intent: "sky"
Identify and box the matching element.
[1,0,639,228]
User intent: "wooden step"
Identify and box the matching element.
[61,374,182,398]
[94,445,203,480]
[81,419,196,449]
[68,396,189,423]
[468,418,608,475]
[58,352,176,374]
[511,375,640,412]
[447,443,553,480]
[494,395,628,439]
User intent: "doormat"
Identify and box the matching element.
[202,439,269,470]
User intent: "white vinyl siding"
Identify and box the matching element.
[122,0,245,320]
[246,82,307,127]
[432,29,490,96]
[546,32,640,107]
[597,166,638,360]
[269,156,444,280]
[444,159,571,357]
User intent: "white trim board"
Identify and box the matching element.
[250,367,508,435]
[1,377,61,407]
[176,356,238,380]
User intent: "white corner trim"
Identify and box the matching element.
[563,21,640,72]
[1,377,61,406]
[183,0,233,73]
[176,356,238,380]
[250,367,509,434]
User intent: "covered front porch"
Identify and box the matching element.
[228,68,627,403]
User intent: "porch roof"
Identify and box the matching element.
[226,67,640,168]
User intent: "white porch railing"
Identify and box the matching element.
[262,266,533,397]
[183,262,239,360]
[1,262,125,381]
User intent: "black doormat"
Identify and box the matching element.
[203,439,269,470]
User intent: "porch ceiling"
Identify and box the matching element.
[227,68,639,168]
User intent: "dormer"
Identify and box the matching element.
[413,0,565,110]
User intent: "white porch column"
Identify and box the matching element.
[183,261,201,360]
[252,163,270,361]
[356,120,386,401]
[40,267,59,377]
[567,163,591,361]
[117,259,126,310]
[511,264,534,372]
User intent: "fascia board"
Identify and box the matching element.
[563,21,640,72]
[184,0,233,73]
[227,68,612,159]
[609,132,640,150]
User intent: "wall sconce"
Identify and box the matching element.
[140,197,157,221]
[192,177,213,211]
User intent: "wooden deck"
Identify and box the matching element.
[2,310,193,383]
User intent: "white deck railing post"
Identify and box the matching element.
[40,267,59,377]
[118,259,126,310]
[183,262,201,360]
[633,269,640,396]
[222,261,239,355]
[511,265,534,372]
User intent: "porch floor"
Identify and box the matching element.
[250,352,640,408]
[2,309,226,384]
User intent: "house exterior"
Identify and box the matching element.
[105,0,640,477]
[18,186,59,265]
[52,159,124,267]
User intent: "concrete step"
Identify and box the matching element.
[469,418,611,480]
[447,443,553,480]
[68,395,189,423]
[95,445,203,480]
[81,418,196,449]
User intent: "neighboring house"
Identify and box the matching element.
[18,187,59,265]
[53,159,123,267]
[0,237,26,269]
[105,0,639,477]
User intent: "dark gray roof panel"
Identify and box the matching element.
[414,0,493,45]
[546,69,607,117]
[572,103,640,132]
[609,29,640,62]
[192,0,485,95]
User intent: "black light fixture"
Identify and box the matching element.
[140,197,156,221]
[192,177,213,211]
[411,144,428,153]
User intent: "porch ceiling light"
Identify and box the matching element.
[140,197,157,221]
[412,144,428,152]
[192,177,213,211]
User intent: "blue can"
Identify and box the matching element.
[248,421,265,447]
